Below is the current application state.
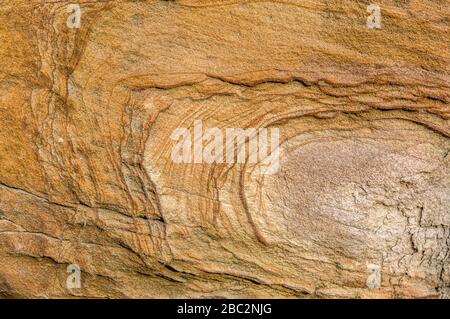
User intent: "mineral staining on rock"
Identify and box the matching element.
[0,0,448,298]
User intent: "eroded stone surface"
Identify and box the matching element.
[0,0,448,298]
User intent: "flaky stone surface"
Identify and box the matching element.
[0,0,449,298]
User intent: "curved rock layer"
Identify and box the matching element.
[0,0,448,298]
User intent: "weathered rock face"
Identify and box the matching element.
[0,0,448,298]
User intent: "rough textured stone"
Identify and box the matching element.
[0,0,448,298]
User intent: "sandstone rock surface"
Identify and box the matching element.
[0,0,449,298]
